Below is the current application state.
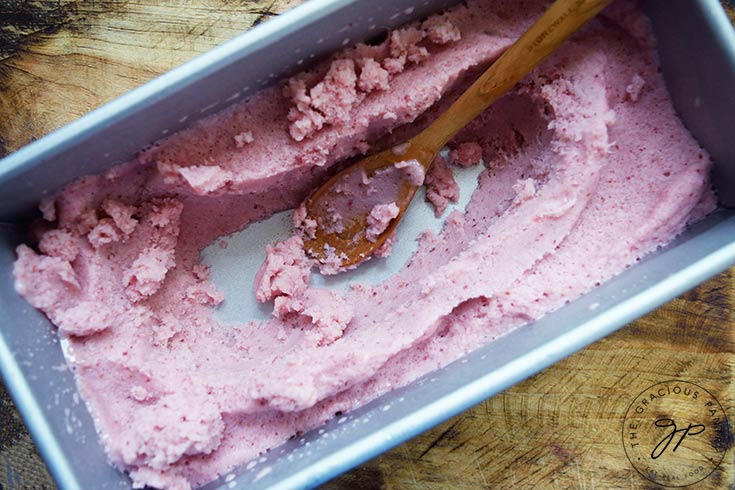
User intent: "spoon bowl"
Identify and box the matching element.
[302,142,435,269]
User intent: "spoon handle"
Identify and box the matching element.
[414,0,612,154]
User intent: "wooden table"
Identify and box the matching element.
[1,2,733,489]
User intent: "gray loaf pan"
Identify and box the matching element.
[1,1,734,489]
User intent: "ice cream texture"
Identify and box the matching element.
[12,1,716,489]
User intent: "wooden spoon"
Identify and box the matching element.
[302,0,611,270]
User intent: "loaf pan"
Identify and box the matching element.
[0,0,734,489]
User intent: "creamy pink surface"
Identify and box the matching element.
[12,1,716,489]
[365,202,400,242]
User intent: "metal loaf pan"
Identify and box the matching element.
[0,1,734,489]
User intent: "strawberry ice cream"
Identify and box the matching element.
[449,141,483,167]
[365,202,400,242]
[12,1,716,489]
[395,159,426,187]
[424,155,461,216]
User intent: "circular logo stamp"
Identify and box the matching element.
[622,380,729,487]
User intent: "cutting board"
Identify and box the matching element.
[0,1,733,489]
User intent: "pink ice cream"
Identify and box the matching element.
[12,1,716,489]
[425,155,460,216]
[365,202,400,242]
[394,159,426,187]
[253,235,311,303]
[449,141,483,167]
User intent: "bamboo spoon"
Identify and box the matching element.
[302,0,612,270]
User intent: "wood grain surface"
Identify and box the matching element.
[0,1,733,489]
